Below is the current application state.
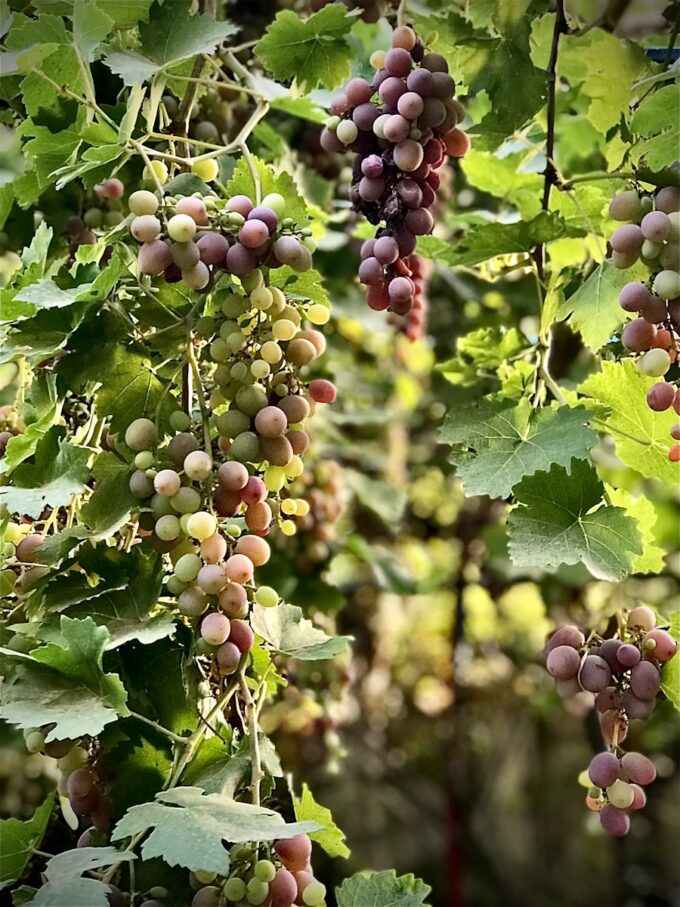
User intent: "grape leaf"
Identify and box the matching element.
[630,82,680,172]
[0,616,129,741]
[418,213,582,268]
[252,602,350,660]
[556,260,646,352]
[0,793,55,891]
[507,459,643,581]
[103,728,174,820]
[436,327,531,386]
[269,267,329,307]
[72,2,114,62]
[559,29,653,133]
[31,847,135,907]
[344,469,407,528]
[103,4,238,85]
[293,783,350,859]
[439,399,596,499]
[336,870,432,907]
[112,787,320,874]
[578,360,678,485]
[95,0,155,29]
[607,488,665,575]
[461,150,542,219]
[1,400,59,473]
[661,613,680,710]
[0,426,90,518]
[255,5,354,92]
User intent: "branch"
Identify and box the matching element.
[239,666,264,807]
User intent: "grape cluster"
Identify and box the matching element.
[283,459,345,569]
[609,186,680,460]
[544,606,677,836]
[322,25,469,314]
[64,178,126,255]
[129,188,314,292]
[185,834,326,906]
[22,731,111,839]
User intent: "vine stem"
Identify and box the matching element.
[239,667,264,807]
[186,338,212,454]
[128,710,189,745]
[559,170,636,189]
[663,7,680,70]
[396,0,408,27]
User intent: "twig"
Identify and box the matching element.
[239,666,264,807]
[186,337,212,454]
[128,710,189,745]
[663,7,680,70]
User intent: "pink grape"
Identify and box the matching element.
[239,219,269,249]
[255,406,287,439]
[643,628,677,662]
[95,178,124,199]
[404,207,434,235]
[627,605,656,630]
[131,215,161,242]
[201,612,231,645]
[384,47,412,77]
[647,383,675,411]
[269,868,298,907]
[353,103,380,131]
[139,240,172,275]
[345,77,373,106]
[620,751,656,785]
[393,139,424,172]
[225,553,254,584]
[329,94,350,116]
[226,242,256,276]
[397,91,425,120]
[599,804,630,837]
[641,211,671,242]
[383,114,411,143]
[619,281,652,312]
[309,379,337,404]
[392,25,417,51]
[197,565,227,595]
[374,236,399,264]
[629,660,660,699]
[176,196,208,225]
[218,461,249,490]
[274,835,312,872]
[235,534,271,566]
[216,640,241,675]
[610,224,644,254]
[378,76,406,107]
[546,645,580,680]
[227,618,254,653]
[248,206,278,232]
[241,476,267,504]
[388,276,414,302]
[655,186,680,213]
[630,784,647,809]
[218,583,248,618]
[622,318,656,351]
[226,195,253,216]
[578,654,611,692]
[359,257,384,285]
[361,155,384,178]
[200,534,227,564]
[197,232,229,265]
[588,751,620,788]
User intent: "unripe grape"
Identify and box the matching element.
[125,417,157,451]
[307,303,330,325]
[245,877,269,905]
[153,469,181,497]
[610,224,643,254]
[129,190,159,216]
[236,385,268,416]
[223,878,247,901]
[168,213,197,243]
[135,450,155,470]
[170,486,202,514]
[184,450,213,482]
[191,158,219,182]
[197,564,227,595]
[302,880,326,906]
[155,514,181,541]
[254,585,278,608]
[652,269,680,299]
[638,350,671,378]
[607,779,634,809]
[178,585,208,617]
[24,728,46,754]
[655,186,680,213]
[130,469,154,498]
[186,511,217,540]
[200,612,231,645]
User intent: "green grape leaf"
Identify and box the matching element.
[578,360,678,485]
[103,728,174,821]
[556,260,646,352]
[95,0,155,29]
[661,613,680,710]
[336,870,432,907]
[0,616,129,741]
[344,469,407,528]
[0,793,55,891]
[418,212,581,268]
[0,426,90,518]
[31,847,135,907]
[52,143,128,190]
[269,267,329,307]
[1,400,59,473]
[293,783,350,859]
[630,82,680,172]
[79,451,137,536]
[607,488,665,575]
[103,4,238,85]
[112,787,320,874]
[252,602,350,660]
[559,29,653,134]
[507,459,643,581]
[436,327,531,386]
[72,1,114,62]
[20,47,84,117]
[439,400,597,499]
[461,150,542,218]
[255,5,354,92]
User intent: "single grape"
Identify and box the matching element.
[224,553,254,584]
[578,654,612,693]
[378,76,407,107]
[191,158,219,182]
[647,382,675,411]
[621,688,656,720]
[359,176,386,202]
[404,207,434,235]
[406,68,434,95]
[608,190,643,221]
[183,450,213,482]
[138,240,172,275]
[628,607,656,631]
[125,417,157,451]
[546,625,585,652]
[345,76,373,105]
[430,72,456,100]
[622,318,656,352]
[610,224,644,254]
[172,240,200,269]
[309,379,337,404]
[421,52,449,73]
[274,834,312,872]
[155,514,181,541]
[337,120,359,145]
[392,25,417,51]
[393,139,424,172]
[630,784,647,810]
[197,232,229,265]
[269,867,298,907]
[630,660,661,699]
[178,585,208,617]
[652,269,680,299]
[15,534,43,564]
[389,276,415,303]
[130,469,154,498]
[607,778,635,809]
[131,215,161,242]
[620,751,656,786]
[129,190,159,216]
[588,751,620,788]
[616,644,641,668]
[643,628,677,662]
[191,886,221,907]
[216,640,241,675]
[546,645,581,680]
[248,206,278,232]
[362,155,384,179]
[599,804,630,837]
[200,612,231,645]
[95,178,124,199]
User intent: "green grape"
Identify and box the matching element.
[260,341,282,364]
[251,287,273,310]
[129,190,159,216]
[194,870,216,885]
[245,878,269,905]
[186,511,217,540]
[170,410,192,432]
[255,586,278,608]
[167,213,196,242]
[151,493,175,518]
[226,331,247,353]
[175,553,202,582]
[221,293,249,317]
[652,269,680,299]
[223,878,247,901]
[177,585,208,617]
[253,860,276,883]
[230,362,249,382]
[166,575,188,595]
[24,728,46,753]
[155,514,181,541]
[229,431,261,463]
[242,269,264,293]
[184,450,213,482]
[219,320,240,340]
[216,409,250,438]
[195,316,216,338]
[302,881,326,906]
[236,385,268,416]
[637,348,671,377]
[607,779,634,809]
[125,417,157,451]
[170,486,202,514]
[210,339,230,362]
[261,192,286,217]
[225,523,241,537]
[135,451,155,470]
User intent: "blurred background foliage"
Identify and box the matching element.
[1,0,679,905]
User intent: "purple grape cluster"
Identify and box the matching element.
[609,185,680,461]
[322,25,469,314]
[544,606,677,836]
[128,190,314,292]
